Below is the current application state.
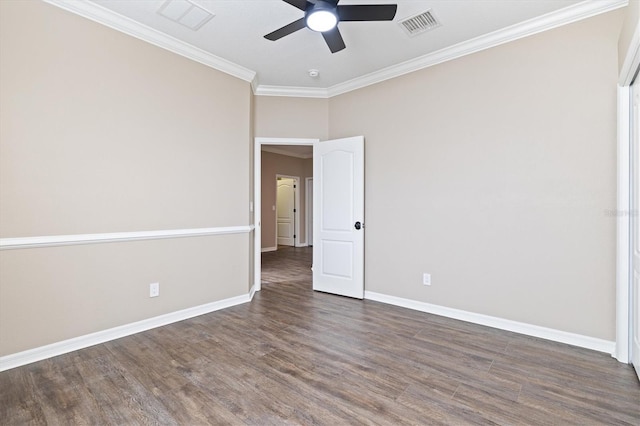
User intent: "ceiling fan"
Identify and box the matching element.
[264,0,398,53]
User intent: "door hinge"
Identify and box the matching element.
[293,208,296,212]
[294,235,296,239]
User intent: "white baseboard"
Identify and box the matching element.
[0,292,252,372]
[3,289,615,372]
[364,291,616,355]
[261,244,308,250]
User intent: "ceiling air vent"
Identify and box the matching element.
[157,0,214,31]
[399,10,441,37]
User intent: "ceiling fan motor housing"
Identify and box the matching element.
[264,0,398,53]
[305,1,339,32]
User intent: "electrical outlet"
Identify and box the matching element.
[423,273,431,286]
[149,282,160,297]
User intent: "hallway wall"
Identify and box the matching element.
[261,151,313,249]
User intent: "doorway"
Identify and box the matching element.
[276,176,299,247]
[254,138,317,292]
[255,136,366,300]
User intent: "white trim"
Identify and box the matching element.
[305,177,313,248]
[619,23,640,86]
[257,138,320,146]
[250,76,260,95]
[254,138,318,292]
[254,140,262,292]
[42,0,255,83]
[261,246,277,253]
[616,86,632,363]
[0,292,251,372]
[248,284,257,301]
[254,85,329,99]
[0,226,254,250]
[255,0,627,98]
[365,291,616,355]
[295,242,309,248]
[262,146,313,159]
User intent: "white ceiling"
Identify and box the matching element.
[51,0,624,95]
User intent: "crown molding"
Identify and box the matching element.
[254,0,627,98]
[43,0,626,98]
[250,75,260,94]
[254,85,329,98]
[327,0,628,97]
[619,21,640,86]
[42,0,256,83]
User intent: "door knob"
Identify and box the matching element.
[355,221,362,230]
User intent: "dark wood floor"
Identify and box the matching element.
[2,245,639,425]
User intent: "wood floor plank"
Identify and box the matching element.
[0,367,46,424]
[1,246,639,425]
[396,382,501,425]
[517,380,640,425]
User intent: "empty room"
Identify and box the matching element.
[1,0,640,424]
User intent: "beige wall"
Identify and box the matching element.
[0,1,252,355]
[0,236,248,356]
[254,96,329,140]
[329,10,623,340]
[254,95,324,249]
[261,151,313,248]
[0,2,250,236]
[619,1,639,72]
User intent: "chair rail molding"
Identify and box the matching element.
[0,225,255,250]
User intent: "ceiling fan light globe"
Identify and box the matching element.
[306,10,338,32]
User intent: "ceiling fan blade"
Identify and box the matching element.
[322,27,346,53]
[337,4,397,21]
[264,18,307,41]
[282,0,310,11]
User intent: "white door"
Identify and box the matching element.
[277,178,295,247]
[632,83,640,381]
[313,136,364,299]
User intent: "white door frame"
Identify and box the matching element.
[305,177,313,247]
[254,137,318,292]
[616,26,640,363]
[275,174,300,248]
[617,85,631,363]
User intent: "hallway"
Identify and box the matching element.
[261,246,312,287]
